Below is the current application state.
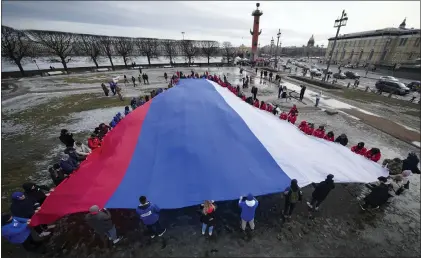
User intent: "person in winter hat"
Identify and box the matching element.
[124,106,131,116]
[136,196,166,239]
[307,174,335,211]
[402,152,420,174]
[60,153,79,175]
[283,179,303,219]
[74,141,91,158]
[365,148,381,162]
[48,163,67,186]
[298,121,308,132]
[10,192,38,219]
[85,205,122,245]
[59,129,75,147]
[351,142,367,156]
[1,213,47,252]
[200,200,217,236]
[334,133,348,146]
[305,123,315,135]
[239,194,259,232]
[323,131,335,141]
[22,183,51,206]
[88,134,101,150]
[360,176,391,210]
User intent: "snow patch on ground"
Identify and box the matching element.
[338,110,361,121]
[58,106,126,134]
[412,141,420,148]
[32,144,66,186]
[1,120,29,136]
[394,122,421,133]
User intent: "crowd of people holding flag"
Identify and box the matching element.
[2,70,419,254]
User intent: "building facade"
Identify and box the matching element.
[325,19,420,67]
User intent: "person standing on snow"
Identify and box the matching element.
[101,83,110,96]
[136,196,166,239]
[85,205,122,245]
[200,200,216,237]
[1,213,47,253]
[299,85,307,101]
[315,91,322,107]
[131,76,136,87]
[323,131,335,141]
[164,72,168,82]
[283,179,303,219]
[307,174,335,211]
[239,194,258,233]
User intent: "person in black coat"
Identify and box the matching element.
[360,177,391,210]
[299,85,307,101]
[22,183,51,206]
[10,192,38,219]
[402,152,420,174]
[334,133,348,146]
[49,163,68,186]
[307,174,335,211]
[59,129,75,147]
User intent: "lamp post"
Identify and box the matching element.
[275,29,281,69]
[323,10,348,82]
[181,32,185,40]
[33,59,40,71]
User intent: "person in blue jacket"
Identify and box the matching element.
[136,196,166,239]
[116,112,123,121]
[239,194,259,232]
[110,118,117,128]
[124,106,131,116]
[59,153,79,175]
[1,213,46,252]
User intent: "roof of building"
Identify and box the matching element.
[328,27,420,41]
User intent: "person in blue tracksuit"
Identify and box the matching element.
[239,194,259,232]
[136,196,166,239]
[1,213,46,252]
[110,119,117,128]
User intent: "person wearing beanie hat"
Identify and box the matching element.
[283,179,303,219]
[307,174,335,212]
[85,205,122,245]
[59,153,79,175]
[10,192,37,219]
[239,193,259,232]
[1,213,47,252]
[360,176,391,211]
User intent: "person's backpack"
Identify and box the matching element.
[289,190,300,203]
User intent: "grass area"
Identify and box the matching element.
[1,93,130,210]
[403,110,421,117]
[334,89,421,109]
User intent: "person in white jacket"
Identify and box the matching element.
[74,141,91,158]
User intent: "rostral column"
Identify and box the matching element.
[250,3,263,61]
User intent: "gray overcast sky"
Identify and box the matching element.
[2,1,420,47]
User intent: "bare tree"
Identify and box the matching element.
[1,26,36,76]
[162,39,178,64]
[200,41,219,65]
[180,40,199,66]
[114,37,134,68]
[135,38,159,66]
[98,36,115,70]
[73,34,101,68]
[222,41,235,64]
[26,30,74,71]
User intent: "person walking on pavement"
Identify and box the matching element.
[85,205,122,245]
[123,75,128,86]
[138,74,142,85]
[239,194,258,233]
[144,73,149,84]
[136,196,166,239]
[101,83,110,96]
[251,86,258,100]
[164,72,168,82]
[131,76,136,87]
[299,85,307,101]
[278,84,283,99]
[315,91,322,107]
[260,70,263,79]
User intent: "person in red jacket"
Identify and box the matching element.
[287,112,297,125]
[279,111,288,120]
[267,104,273,113]
[306,123,315,135]
[313,126,325,138]
[88,134,101,150]
[298,121,308,132]
[288,105,298,116]
[260,101,267,110]
[254,100,260,108]
[365,148,381,162]
[351,142,367,156]
[241,95,246,101]
[324,131,335,141]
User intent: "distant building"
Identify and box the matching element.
[325,18,420,67]
[280,35,326,57]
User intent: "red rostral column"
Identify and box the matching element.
[250,3,263,61]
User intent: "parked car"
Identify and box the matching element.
[375,80,410,95]
[310,68,322,77]
[406,81,420,92]
[379,76,399,82]
[344,71,360,79]
[333,72,347,79]
[322,68,333,75]
[344,64,354,68]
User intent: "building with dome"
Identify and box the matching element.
[325,18,420,68]
[264,35,326,58]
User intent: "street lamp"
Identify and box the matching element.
[33,59,40,71]
[181,32,185,40]
[323,10,348,82]
[275,29,281,68]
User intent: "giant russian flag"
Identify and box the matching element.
[30,79,387,226]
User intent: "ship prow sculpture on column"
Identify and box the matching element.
[250,3,263,61]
